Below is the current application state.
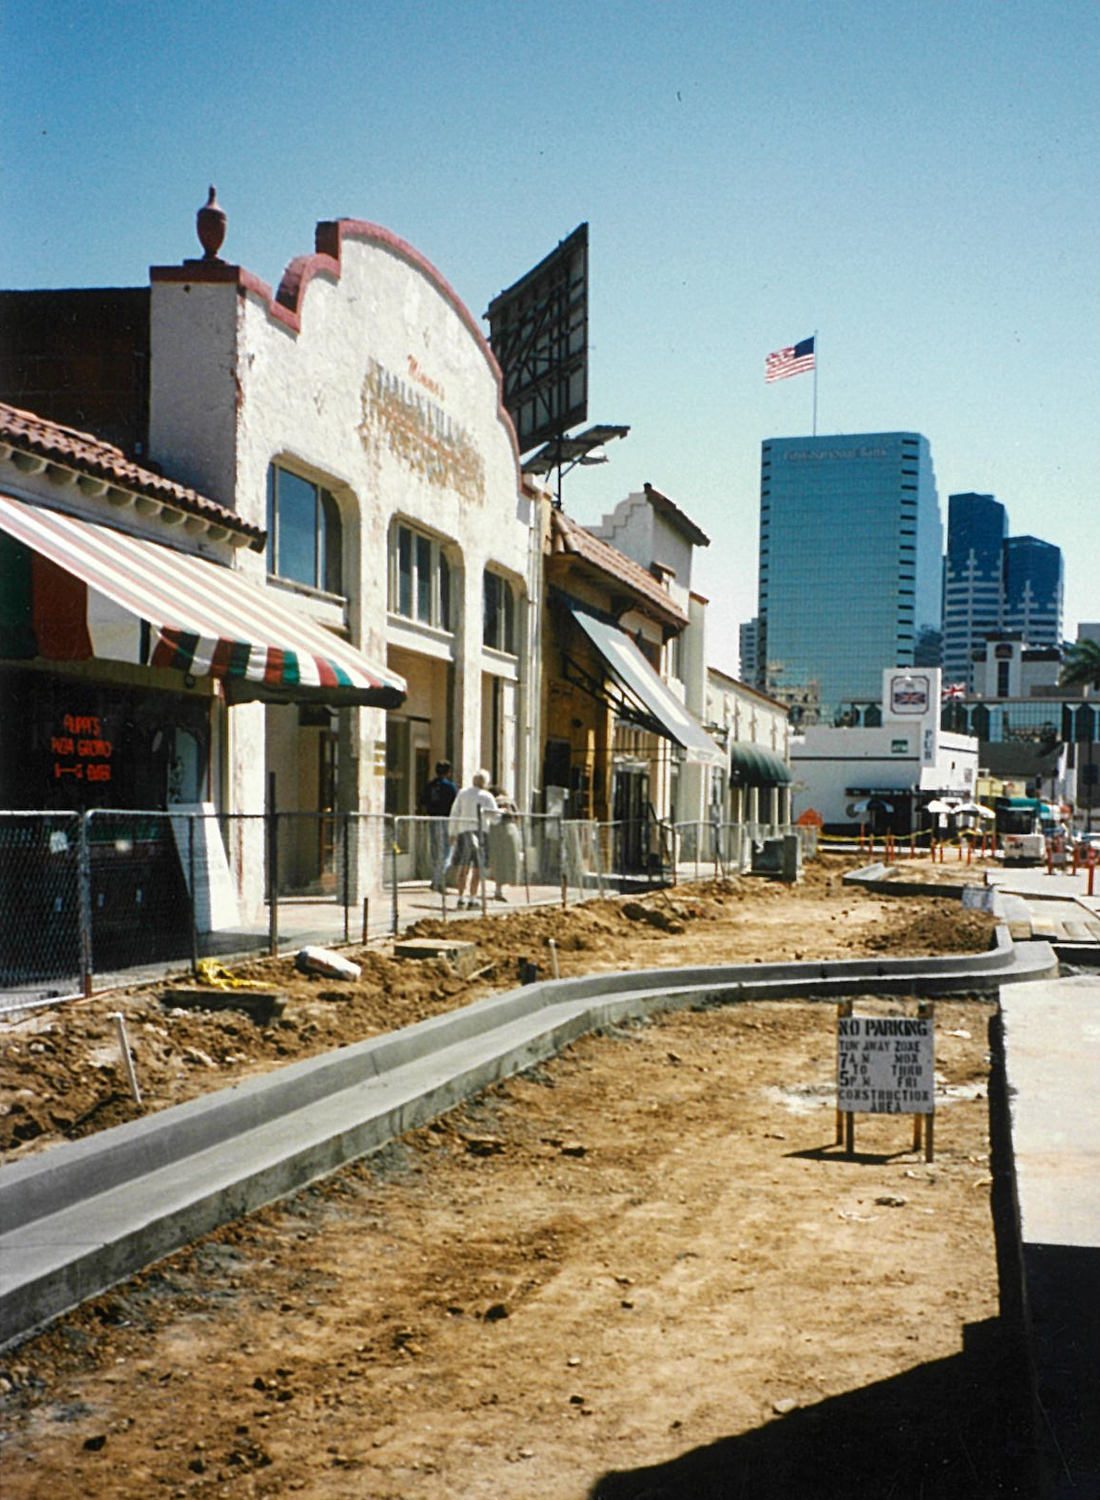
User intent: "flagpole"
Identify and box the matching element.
[812,328,819,436]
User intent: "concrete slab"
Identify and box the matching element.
[1000,977,1100,1249]
[999,976,1100,1499]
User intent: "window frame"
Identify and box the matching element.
[482,568,518,656]
[266,463,343,596]
[389,520,453,633]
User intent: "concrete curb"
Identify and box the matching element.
[0,929,1057,1350]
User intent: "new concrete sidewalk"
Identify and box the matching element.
[0,931,1055,1350]
[998,975,1100,1500]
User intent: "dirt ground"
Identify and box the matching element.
[0,854,1026,1497]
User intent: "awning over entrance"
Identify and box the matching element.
[566,601,724,767]
[0,495,406,707]
[728,740,793,787]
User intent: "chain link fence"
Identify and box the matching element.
[1,806,806,1011]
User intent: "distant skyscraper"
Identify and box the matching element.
[942,492,1008,690]
[739,618,759,683]
[756,433,942,723]
[1003,535,1063,649]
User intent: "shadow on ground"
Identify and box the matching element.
[588,1318,1034,1500]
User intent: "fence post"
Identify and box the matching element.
[558,813,566,905]
[342,813,350,944]
[518,811,531,906]
[77,810,93,998]
[390,817,400,935]
[592,817,604,895]
[188,814,199,976]
[267,792,279,959]
[478,805,488,917]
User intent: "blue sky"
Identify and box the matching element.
[3,0,1097,675]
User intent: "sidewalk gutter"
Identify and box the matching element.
[0,929,1056,1350]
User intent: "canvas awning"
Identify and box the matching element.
[565,601,724,767]
[0,495,406,707]
[728,740,793,787]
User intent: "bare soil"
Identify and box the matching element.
[0,855,1025,1497]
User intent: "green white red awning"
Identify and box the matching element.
[0,494,405,707]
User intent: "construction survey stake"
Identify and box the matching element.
[837,1014,935,1114]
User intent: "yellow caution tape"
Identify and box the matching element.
[195,958,267,990]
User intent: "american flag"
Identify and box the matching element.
[942,682,967,700]
[765,336,815,383]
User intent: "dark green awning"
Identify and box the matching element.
[729,741,792,787]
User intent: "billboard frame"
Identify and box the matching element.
[486,223,588,455]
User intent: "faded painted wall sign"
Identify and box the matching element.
[837,1014,935,1114]
[358,358,485,506]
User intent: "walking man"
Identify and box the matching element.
[447,769,497,909]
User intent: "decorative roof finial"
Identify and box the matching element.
[196,186,226,261]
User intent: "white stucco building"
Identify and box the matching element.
[791,669,978,832]
[0,203,540,918]
[704,667,792,831]
[148,213,538,895]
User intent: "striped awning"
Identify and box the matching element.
[0,495,406,707]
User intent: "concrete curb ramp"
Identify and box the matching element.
[0,928,1056,1350]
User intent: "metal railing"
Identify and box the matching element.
[0,807,803,1010]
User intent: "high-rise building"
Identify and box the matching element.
[739,618,759,684]
[942,492,1008,691]
[1003,535,1063,649]
[756,433,942,723]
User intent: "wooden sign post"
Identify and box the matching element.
[836,999,935,1161]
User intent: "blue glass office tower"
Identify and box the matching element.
[942,492,1008,690]
[1003,535,1063,648]
[756,433,942,722]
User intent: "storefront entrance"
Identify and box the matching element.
[386,715,433,880]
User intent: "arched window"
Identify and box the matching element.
[266,464,342,594]
[483,569,516,654]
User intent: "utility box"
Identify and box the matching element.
[750,834,802,883]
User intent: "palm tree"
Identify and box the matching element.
[1060,638,1100,692]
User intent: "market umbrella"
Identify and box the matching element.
[954,802,995,819]
[924,799,957,815]
[849,798,894,814]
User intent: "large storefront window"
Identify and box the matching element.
[267,464,343,594]
[390,523,451,630]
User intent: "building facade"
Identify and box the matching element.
[942,491,1007,691]
[941,493,1065,690]
[1002,535,1063,650]
[1,204,539,903]
[704,667,792,832]
[738,617,759,685]
[756,433,942,723]
[586,482,716,827]
[790,669,978,834]
[541,499,721,871]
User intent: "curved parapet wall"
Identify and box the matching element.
[0,930,1057,1349]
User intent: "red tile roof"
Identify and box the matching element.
[0,401,265,549]
[549,508,688,626]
